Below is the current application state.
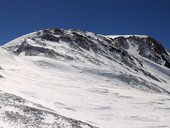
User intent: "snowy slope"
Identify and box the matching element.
[0,28,170,128]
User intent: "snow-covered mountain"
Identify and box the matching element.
[0,28,170,128]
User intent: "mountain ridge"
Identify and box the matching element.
[0,28,170,128]
[3,28,170,69]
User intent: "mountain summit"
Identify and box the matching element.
[0,28,170,128]
[4,28,170,69]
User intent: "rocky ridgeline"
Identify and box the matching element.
[5,28,170,69]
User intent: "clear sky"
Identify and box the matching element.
[0,0,170,50]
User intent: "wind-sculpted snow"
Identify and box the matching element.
[0,28,170,128]
[0,90,98,128]
[82,69,170,94]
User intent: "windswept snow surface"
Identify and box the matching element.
[0,28,170,128]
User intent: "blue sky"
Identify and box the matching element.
[0,0,170,49]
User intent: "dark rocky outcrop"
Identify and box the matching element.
[15,41,74,60]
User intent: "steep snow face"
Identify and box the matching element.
[0,28,170,128]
